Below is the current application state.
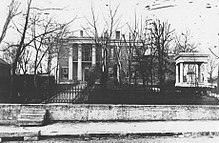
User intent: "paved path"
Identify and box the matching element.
[1,121,219,137]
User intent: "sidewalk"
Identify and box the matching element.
[1,121,219,137]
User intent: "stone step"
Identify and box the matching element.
[17,118,45,126]
[17,118,44,122]
[18,114,45,120]
[20,109,46,115]
[17,109,47,126]
[0,130,40,142]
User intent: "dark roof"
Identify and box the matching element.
[175,52,208,60]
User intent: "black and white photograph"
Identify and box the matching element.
[1,0,219,142]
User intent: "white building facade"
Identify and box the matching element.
[175,52,209,87]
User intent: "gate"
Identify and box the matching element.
[43,83,87,103]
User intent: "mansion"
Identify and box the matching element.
[56,30,210,87]
[58,36,100,83]
[57,31,128,83]
[56,30,175,85]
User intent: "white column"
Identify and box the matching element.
[56,64,60,84]
[204,63,208,85]
[92,44,96,66]
[196,64,199,82]
[78,44,82,81]
[68,47,73,80]
[175,64,179,84]
[102,46,105,72]
[198,64,201,82]
[180,62,184,83]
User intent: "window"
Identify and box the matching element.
[96,46,101,62]
[73,45,78,61]
[60,46,68,58]
[61,68,68,80]
[109,47,115,59]
[82,45,92,61]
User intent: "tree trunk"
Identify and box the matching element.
[143,77,146,86]
[47,48,52,74]
[55,53,59,84]
[101,48,108,90]
[128,59,131,84]
[10,64,15,102]
[10,0,32,102]
[217,65,219,94]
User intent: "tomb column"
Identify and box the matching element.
[68,47,73,80]
[92,44,96,66]
[204,63,208,85]
[196,64,200,82]
[180,62,184,83]
[175,64,179,84]
[78,44,82,81]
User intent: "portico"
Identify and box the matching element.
[175,52,208,87]
[68,42,97,82]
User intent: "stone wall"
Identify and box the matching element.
[0,104,219,125]
[46,104,219,121]
[0,104,44,125]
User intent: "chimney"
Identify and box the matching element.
[116,31,120,39]
[80,30,83,37]
[104,31,108,38]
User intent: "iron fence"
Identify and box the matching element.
[43,83,87,103]
[9,79,216,105]
[0,75,56,103]
[86,84,219,105]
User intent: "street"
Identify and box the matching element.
[4,134,219,143]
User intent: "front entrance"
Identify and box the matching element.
[84,68,90,81]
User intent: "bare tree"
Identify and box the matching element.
[29,13,58,76]
[122,33,134,84]
[44,22,74,74]
[208,56,219,84]
[174,30,198,54]
[8,0,75,99]
[23,10,76,87]
[44,23,71,84]
[1,42,31,75]
[113,38,127,86]
[0,0,20,45]
[10,0,32,100]
[150,20,174,88]
[1,43,17,64]
[209,45,219,93]
[124,12,141,85]
[11,0,71,76]
[83,4,121,89]
[125,15,156,86]
[17,48,32,74]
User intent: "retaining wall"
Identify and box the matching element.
[0,104,219,125]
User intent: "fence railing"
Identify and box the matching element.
[86,85,219,105]
[40,83,219,105]
[43,83,87,103]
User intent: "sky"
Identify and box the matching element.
[1,0,219,54]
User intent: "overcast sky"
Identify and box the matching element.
[1,0,219,53]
